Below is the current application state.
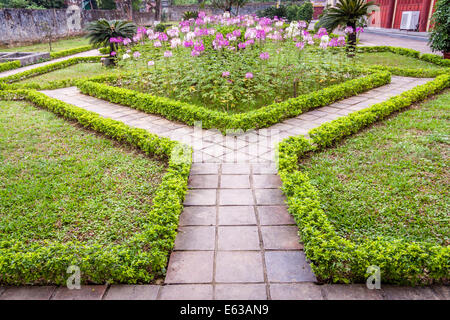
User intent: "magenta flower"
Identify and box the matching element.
[110,51,116,56]
[222,71,230,77]
[245,72,253,79]
[295,42,305,50]
[259,52,269,60]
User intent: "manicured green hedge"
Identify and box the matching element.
[49,45,94,59]
[367,65,450,78]
[77,71,390,132]
[0,89,192,285]
[0,60,21,73]
[358,45,450,68]
[277,74,450,285]
[0,56,101,85]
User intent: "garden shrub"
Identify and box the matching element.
[0,60,21,72]
[278,74,450,285]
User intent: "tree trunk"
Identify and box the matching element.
[346,24,357,57]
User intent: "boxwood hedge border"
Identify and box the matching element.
[277,74,450,285]
[0,89,192,285]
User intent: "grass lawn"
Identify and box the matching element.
[356,52,442,70]
[0,37,90,53]
[17,63,118,84]
[0,100,166,247]
[298,91,449,245]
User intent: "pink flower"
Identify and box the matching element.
[245,72,253,79]
[344,26,354,34]
[110,51,116,56]
[148,60,155,66]
[163,50,173,58]
[222,71,230,77]
[191,49,200,57]
[259,52,269,60]
[133,51,141,58]
[153,40,162,47]
[295,42,305,50]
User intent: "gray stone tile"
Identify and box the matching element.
[257,206,295,225]
[216,251,264,283]
[270,283,323,300]
[174,226,215,250]
[218,206,256,225]
[218,226,260,250]
[184,189,216,206]
[255,189,285,205]
[188,175,219,189]
[253,175,281,188]
[215,284,267,300]
[190,163,219,175]
[261,226,302,250]
[165,251,214,284]
[52,285,107,300]
[0,286,55,300]
[252,163,278,174]
[159,285,213,300]
[221,163,252,174]
[219,189,254,205]
[179,206,216,226]
[220,175,251,188]
[265,251,316,282]
[382,286,442,300]
[104,285,160,300]
[322,284,383,300]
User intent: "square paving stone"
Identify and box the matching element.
[322,284,383,300]
[179,206,216,226]
[104,285,159,300]
[219,189,254,205]
[220,175,251,189]
[265,251,316,282]
[221,163,252,174]
[184,189,216,206]
[261,226,302,250]
[218,226,260,250]
[158,285,213,300]
[270,283,323,300]
[165,251,214,284]
[433,286,449,300]
[174,226,215,250]
[255,189,285,205]
[216,251,264,283]
[257,206,295,225]
[188,175,219,189]
[215,284,267,300]
[253,175,281,188]
[0,286,55,300]
[190,163,219,175]
[218,206,256,225]
[252,163,277,174]
[52,285,107,300]
[382,286,442,300]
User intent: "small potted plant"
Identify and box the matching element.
[85,19,137,66]
[429,0,450,59]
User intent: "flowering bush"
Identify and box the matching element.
[105,13,357,113]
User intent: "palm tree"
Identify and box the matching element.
[85,19,137,57]
[319,0,373,56]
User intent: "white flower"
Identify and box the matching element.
[321,35,330,42]
[122,53,130,60]
[223,11,230,18]
[185,31,196,41]
[153,21,160,26]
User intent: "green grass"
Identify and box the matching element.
[0,100,166,247]
[356,52,442,70]
[298,91,450,245]
[0,37,90,53]
[17,63,118,84]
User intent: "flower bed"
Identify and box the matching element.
[277,74,450,285]
[0,89,192,285]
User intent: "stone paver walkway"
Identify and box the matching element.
[1,75,446,300]
[0,49,100,78]
[359,32,434,54]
